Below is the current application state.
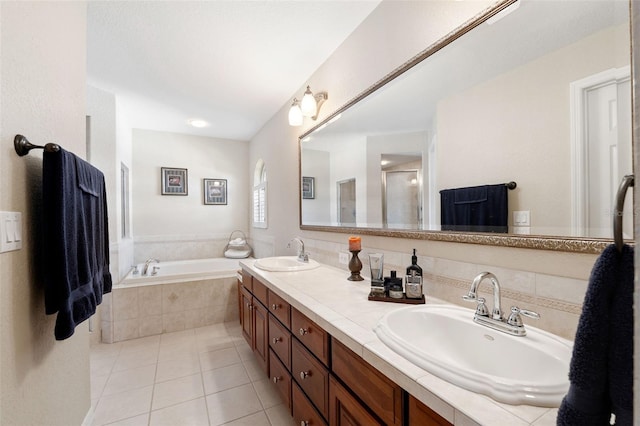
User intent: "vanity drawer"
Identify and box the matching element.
[269,314,291,370]
[332,339,403,425]
[252,277,268,306]
[293,382,327,426]
[269,349,292,413]
[241,269,253,292]
[268,291,291,329]
[292,339,329,419]
[292,308,329,366]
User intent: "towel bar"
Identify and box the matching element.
[614,174,634,253]
[14,134,60,157]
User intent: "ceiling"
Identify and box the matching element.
[87,1,381,141]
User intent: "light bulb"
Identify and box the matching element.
[300,86,317,117]
[288,100,303,126]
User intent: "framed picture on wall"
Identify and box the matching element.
[302,176,315,199]
[204,178,227,205]
[161,167,188,195]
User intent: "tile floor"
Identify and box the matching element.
[90,321,296,426]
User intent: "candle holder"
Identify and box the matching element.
[348,250,364,281]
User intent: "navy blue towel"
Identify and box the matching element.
[43,148,112,340]
[440,184,508,233]
[557,244,633,425]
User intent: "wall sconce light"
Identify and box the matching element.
[288,86,328,126]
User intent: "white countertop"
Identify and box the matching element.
[240,259,560,426]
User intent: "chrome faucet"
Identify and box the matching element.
[142,258,160,275]
[287,237,309,262]
[463,272,540,336]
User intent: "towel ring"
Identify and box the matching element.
[614,174,634,253]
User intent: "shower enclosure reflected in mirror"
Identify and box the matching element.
[299,0,633,252]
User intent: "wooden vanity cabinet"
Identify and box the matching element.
[269,350,292,412]
[240,268,451,426]
[331,339,403,426]
[408,395,452,426]
[329,375,383,426]
[239,275,269,374]
[293,382,328,426]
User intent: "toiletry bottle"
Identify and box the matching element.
[405,249,423,299]
[388,271,404,299]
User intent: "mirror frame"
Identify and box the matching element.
[298,0,633,254]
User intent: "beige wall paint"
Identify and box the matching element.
[0,2,91,425]
[132,129,249,237]
[250,0,497,255]
[437,23,630,235]
[249,0,603,281]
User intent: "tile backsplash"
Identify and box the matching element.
[302,238,587,341]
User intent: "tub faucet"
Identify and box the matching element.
[287,237,308,262]
[142,258,160,275]
[463,272,539,336]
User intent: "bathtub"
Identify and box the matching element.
[104,257,247,343]
[116,257,243,288]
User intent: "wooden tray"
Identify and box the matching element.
[367,293,425,304]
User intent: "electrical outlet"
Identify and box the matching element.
[338,252,349,265]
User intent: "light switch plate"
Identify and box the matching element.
[0,211,22,253]
[513,210,530,226]
[338,252,349,265]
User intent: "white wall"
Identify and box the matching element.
[0,2,91,425]
[132,129,249,261]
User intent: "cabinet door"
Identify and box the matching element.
[293,382,327,426]
[292,339,329,419]
[237,279,242,326]
[253,299,269,375]
[331,340,403,425]
[329,376,383,426]
[408,395,452,426]
[241,287,253,347]
[269,349,292,413]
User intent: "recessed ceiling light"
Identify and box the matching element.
[188,119,208,128]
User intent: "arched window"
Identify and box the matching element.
[253,159,267,228]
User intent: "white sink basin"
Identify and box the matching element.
[374,304,572,407]
[254,256,320,272]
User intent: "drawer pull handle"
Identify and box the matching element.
[299,371,310,380]
[301,422,309,426]
[272,337,282,344]
[271,303,280,310]
[272,376,281,383]
[299,328,309,336]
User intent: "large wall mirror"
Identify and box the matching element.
[299,0,633,253]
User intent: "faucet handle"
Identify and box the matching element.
[474,297,489,317]
[507,306,540,326]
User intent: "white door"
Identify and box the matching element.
[585,78,632,238]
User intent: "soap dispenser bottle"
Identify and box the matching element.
[405,249,423,299]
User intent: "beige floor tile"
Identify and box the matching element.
[199,347,241,372]
[119,335,161,354]
[252,379,283,410]
[91,373,109,400]
[158,340,198,363]
[222,410,271,426]
[149,397,209,426]
[91,355,118,377]
[104,413,149,426]
[112,347,159,372]
[102,364,156,396]
[242,356,266,382]
[92,385,153,426]
[206,383,264,426]
[202,363,250,395]
[264,403,296,426]
[155,353,201,383]
[152,373,205,410]
[197,334,236,353]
